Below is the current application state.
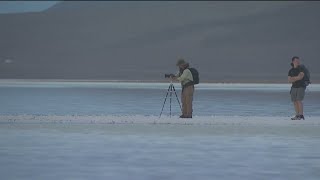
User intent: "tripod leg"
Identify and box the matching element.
[159,84,172,118]
[170,84,173,117]
[172,84,182,112]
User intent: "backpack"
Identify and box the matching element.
[299,64,311,86]
[188,68,199,85]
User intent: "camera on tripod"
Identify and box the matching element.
[159,79,182,118]
[164,74,175,78]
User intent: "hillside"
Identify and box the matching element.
[0,1,319,82]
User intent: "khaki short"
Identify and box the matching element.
[290,87,305,102]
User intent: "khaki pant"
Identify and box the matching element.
[181,85,194,117]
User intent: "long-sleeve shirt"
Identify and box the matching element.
[177,69,193,86]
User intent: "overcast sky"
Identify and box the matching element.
[0,1,58,14]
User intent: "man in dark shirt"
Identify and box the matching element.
[288,56,306,120]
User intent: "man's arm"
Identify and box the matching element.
[170,71,180,81]
[172,70,189,82]
[171,76,178,81]
[288,72,304,82]
[297,72,305,80]
[288,76,294,83]
[177,69,190,82]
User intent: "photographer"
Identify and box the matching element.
[171,59,194,118]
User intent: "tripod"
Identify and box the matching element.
[159,80,182,118]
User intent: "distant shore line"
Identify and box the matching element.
[0,79,319,84]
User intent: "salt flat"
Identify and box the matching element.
[1,116,319,180]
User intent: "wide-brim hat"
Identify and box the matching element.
[176,58,187,66]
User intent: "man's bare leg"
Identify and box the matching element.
[297,101,303,116]
[294,101,299,115]
[291,101,300,120]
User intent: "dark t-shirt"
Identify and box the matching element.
[288,66,305,88]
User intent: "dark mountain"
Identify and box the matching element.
[0,1,319,82]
